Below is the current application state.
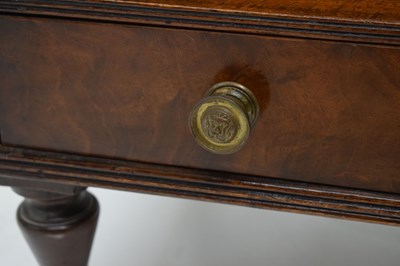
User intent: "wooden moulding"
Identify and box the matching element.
[1,146,400,226]
[0,0,400,45]
[1,1,400,226]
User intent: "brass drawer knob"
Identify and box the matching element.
[190,81,259,154]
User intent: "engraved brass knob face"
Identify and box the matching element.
[190,81,259,154]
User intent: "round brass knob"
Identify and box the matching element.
[190,81,259,154]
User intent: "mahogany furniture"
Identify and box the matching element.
[1,1,400,265]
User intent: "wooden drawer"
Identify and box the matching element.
[1,15,400,195]
[2,2,400,265]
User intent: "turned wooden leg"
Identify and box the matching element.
[12,186,99,266]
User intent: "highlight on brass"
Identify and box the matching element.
[189,81,259,154]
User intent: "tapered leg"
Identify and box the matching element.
[13,186,99,266]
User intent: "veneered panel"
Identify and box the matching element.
[1,16,400,193]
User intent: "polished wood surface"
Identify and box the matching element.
[112,0,400,24]
[1,0,400,45]
[1,16,400,194]
[2,0,400,25]
[14,186,99,266]
[1,2,400,265]
[2,146,400,226]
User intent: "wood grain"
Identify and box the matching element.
[0,147,400,225]
[1,146,400,226]
[1,0,400,45]
[1,16,400,194]
[114,0,400,24]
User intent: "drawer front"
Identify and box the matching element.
[1,16,400,193]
